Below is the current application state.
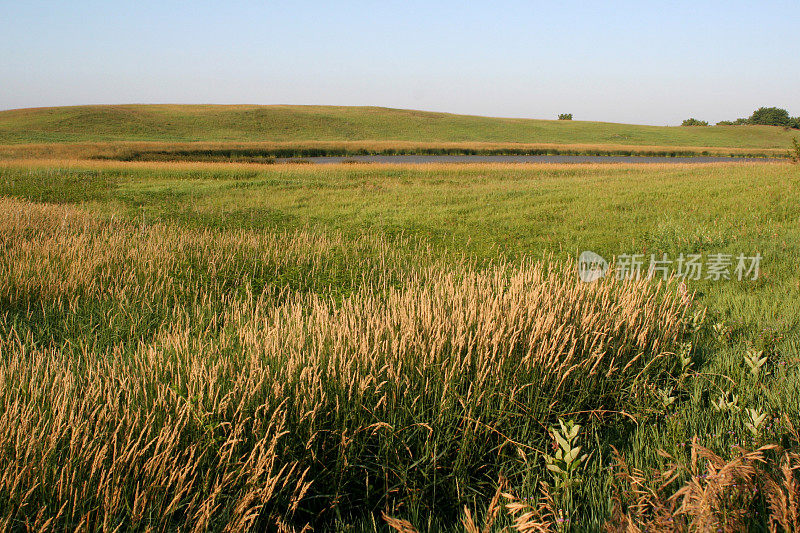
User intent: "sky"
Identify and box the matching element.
[1,0,798,125]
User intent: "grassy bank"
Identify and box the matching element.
[1,104,798,150]
[0,140,787,162]
[1,161,799,530]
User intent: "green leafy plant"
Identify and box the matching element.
[744,348,768,377]
[678,342,693,374]
[744,408,767,436]
[656,386,677,409]
[713,392,740,412]
[712,322,731,342]
[543,419,589,489]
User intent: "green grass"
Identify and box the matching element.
[0,104,798,149]
[1,160,799,530]
[3,160,798,355]
[3,161,799,382]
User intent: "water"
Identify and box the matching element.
[276,154,776,164]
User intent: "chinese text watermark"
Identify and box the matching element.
[578,251,761,282]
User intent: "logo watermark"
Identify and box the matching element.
[578,251,761,282]
[578,251,609,282]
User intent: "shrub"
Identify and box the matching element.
[682,118,709,126]
[749,107,791,127]
[558,113,573,120]
[789,138,800,163]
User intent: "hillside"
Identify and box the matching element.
[0,104,797,150]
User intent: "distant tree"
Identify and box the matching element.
[681,118,709,126]
[749,107,791,127]
[717,118,751,126]
[558,113,573,120]
[789,117,800,129]
[790,138,800,163]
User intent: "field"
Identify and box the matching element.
[1,157,800,531]
[1,105,798,160]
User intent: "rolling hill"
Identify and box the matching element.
[0,104,797,151]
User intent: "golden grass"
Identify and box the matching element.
[604,438,800,533]
[0,197,692,529]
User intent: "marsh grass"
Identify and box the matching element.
[0,198,692,530]
[1,160,799,530]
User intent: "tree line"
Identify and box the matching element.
[683,107,800,128]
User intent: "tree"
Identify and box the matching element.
[681,118,708,126]
[790,138,800,163]
[749,107,790,127]
[716,109,797,128]
[558,113,573,120]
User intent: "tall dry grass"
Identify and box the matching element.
[381,440,800,532]
[604,437,800,532]
[0,197,692,529]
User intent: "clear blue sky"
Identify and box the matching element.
[1,0,798,125]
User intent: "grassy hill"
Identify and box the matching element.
[0,104,797,150]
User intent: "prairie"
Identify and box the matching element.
[1,160,799,530]
[0,105,798,159]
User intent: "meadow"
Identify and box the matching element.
[1,105,798,160]
[1,159,799,531]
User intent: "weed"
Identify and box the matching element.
[543,419,590,490]
[713,392,740,412]
[744,348,768,377]
[745,408,768,436]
